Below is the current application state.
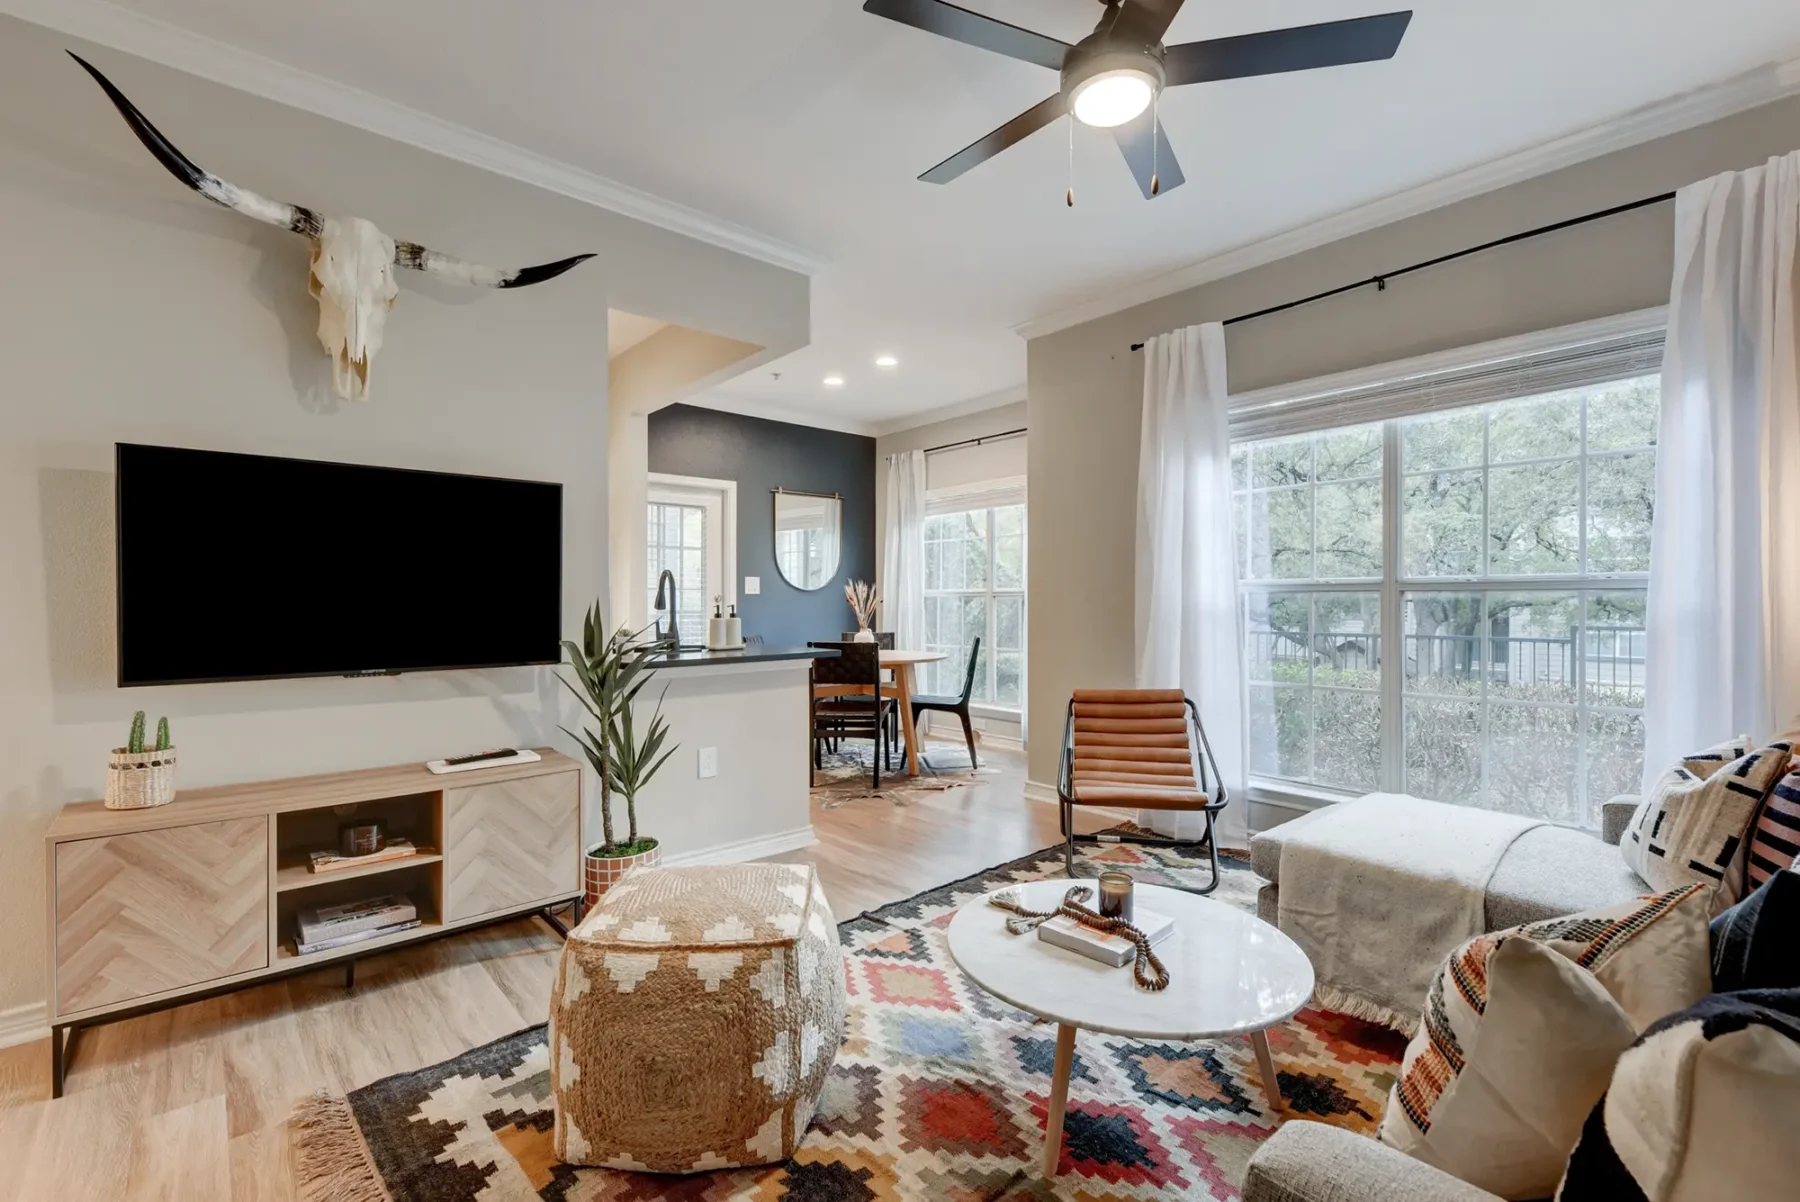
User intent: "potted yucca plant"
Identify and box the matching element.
[560,604,679,905]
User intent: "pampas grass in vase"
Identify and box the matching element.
[845,580,880,642]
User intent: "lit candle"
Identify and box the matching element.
[1097,871,1134,924]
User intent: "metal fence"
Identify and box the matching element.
[1249,628,1646,690]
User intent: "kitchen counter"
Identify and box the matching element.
[643,645,838,669]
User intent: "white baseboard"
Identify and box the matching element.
[1023,779,1057,805]
[661,825,818,868]
[0,1001,48,1049]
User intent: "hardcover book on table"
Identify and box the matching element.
[1038,909,1175,967]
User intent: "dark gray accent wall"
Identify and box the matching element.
[647,404,876,648]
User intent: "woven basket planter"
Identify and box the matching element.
[105,746,177,809]
[583,838,660,908]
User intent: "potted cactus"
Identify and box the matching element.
[106,710,177,809]
[560,604,679,905]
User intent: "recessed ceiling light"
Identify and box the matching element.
[874,355,898,369]
[823,374,845,388]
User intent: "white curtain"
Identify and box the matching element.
[1644,151,1800,784]
[884,450,927,652]
[1136,323,1249,844]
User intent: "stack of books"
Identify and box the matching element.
[306,836,420,874]
[295,893,419,956]
[1038,909,1176,967]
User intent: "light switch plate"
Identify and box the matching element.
[743,576,761,595]
[697,747,719,779]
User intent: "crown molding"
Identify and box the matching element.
[1015,56,1800,341]
[2,0,828,276]
[872,385,1027,438]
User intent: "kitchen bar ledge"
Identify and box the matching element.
[644,645,839,668]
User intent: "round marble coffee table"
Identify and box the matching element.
[946,879,1315,1178]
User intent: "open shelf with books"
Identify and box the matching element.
[274,859,442,961]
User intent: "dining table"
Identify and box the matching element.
[881,649,947,777]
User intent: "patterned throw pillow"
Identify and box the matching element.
[1746,768,1800,890]
[1379,886,1713,1200]
[1556,989,1800,1201]
[1621,738,1791,907]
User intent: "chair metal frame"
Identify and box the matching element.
[1056,695,1230,895]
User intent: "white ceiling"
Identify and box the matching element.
[31,0,1800,430]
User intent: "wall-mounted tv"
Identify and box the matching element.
[116,444,563,686]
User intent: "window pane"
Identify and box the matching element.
[995,651,1022,708]
[682,506,704,544]
[1487,593,1578,704]
[1403,471,1482,576]
[1488,460,1578,575]
[1404,410,1483,472]
[1487,703,1580,822]
[1315,479,1382,578]
[1231,446,1249,490]
[1232,494,1247,580]
[1246,592,1311,684]
[994,505,1025,589]
[1587,376,1659,452]
[1315,690,1381,792]
[1253,437,1312,487]
[1586,452,1654,572]
[1490,390,1580,462]
[1250,488,1312,579]
[1585,591,1647,708]
[1315,425,1381,481]
[994,594,1023,651]
[1250,685,1310,780]
[1586,710,1646,824]
[1405,697,1482,804]
[1312,593,1382,690]
[1404,592,1483,697]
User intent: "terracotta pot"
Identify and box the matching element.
[583,838,661,908]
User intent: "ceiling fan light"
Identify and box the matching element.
[1069,69,1156,128]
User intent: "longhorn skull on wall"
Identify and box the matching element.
[70,52,596,401]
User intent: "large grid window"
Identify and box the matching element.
[922,504,1025,709]
[1231,374,1657,827]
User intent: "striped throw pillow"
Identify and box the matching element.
[1747,769,1800,890]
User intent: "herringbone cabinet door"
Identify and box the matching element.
[444,772,579,921]
[54,816,269,1015]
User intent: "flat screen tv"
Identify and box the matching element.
[116,443,562,686]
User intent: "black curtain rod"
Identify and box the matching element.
[1129,190,1677,351]
[921,426,1027,456]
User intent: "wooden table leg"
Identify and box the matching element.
[1250,1029,1283,1118]
[1042,1023,1077,1178]
[895,662,923,777]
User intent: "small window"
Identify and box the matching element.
[646,475,735,637]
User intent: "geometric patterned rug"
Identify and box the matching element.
[293,838,1408,1201]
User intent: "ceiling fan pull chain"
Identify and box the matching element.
[1150,93,1161,196]
[1067,113,1075,207]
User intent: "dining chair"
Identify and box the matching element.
[808,640,893,789]
[909,637,982,771]
[1056,688,1231,894]
[841,632,898,755]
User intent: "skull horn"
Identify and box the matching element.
[393,242,596,289]
[69,52,322,238]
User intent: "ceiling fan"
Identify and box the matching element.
[863,0,1413,199]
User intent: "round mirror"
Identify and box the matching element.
[774,489,841,590]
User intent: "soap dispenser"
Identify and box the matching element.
[724,603,744,650]
[707,596,730,651]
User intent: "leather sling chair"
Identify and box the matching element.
[1057,688,1230,895]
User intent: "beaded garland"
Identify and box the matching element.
[989,884,1172,991]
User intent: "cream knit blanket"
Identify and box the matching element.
[1276,793,1542,1033]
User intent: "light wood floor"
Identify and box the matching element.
[0,742,1107,1200]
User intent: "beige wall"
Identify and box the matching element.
[0,17,806,1022]
[1025,94,1800,787]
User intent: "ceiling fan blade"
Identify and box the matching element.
[1111,111,1185,199]
[1115,0,1190,44]
[1164,11,1413,87]
[920,94,1065,184]
[862,0,1069,71]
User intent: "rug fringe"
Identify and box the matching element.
[291,1090,391,1202]
[1313,984,1420,1036]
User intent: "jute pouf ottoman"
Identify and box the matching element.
[549,862,846,1172]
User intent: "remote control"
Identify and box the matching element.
[444,748,520,766]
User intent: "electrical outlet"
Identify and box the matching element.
[743,576,761,595]
[697,747,719,779]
